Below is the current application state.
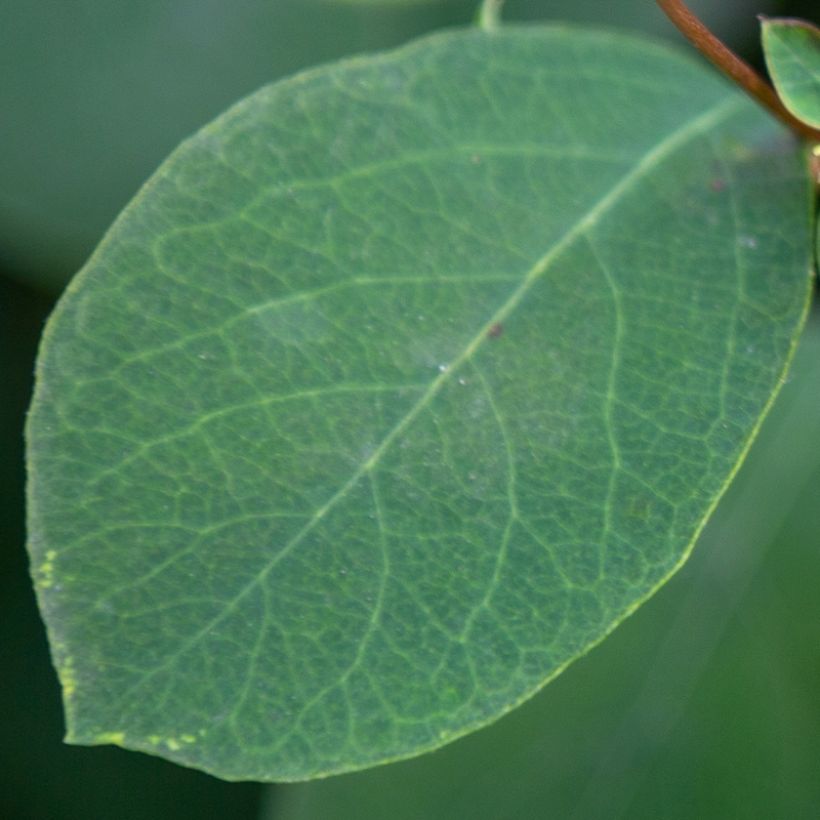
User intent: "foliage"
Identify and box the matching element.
[762,17,820,127]
[5,0,820,817]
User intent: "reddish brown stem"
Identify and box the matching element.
[656,0,820,142]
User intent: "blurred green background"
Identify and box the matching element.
[3,1,818,818]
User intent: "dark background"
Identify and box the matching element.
[3,2,818,818]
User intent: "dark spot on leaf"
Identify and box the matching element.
[710,178,726,192]
[487,323,504,339]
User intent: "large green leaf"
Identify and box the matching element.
[761,17,820,129]
[27,26,812,782]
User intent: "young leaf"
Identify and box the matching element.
[26,26,813,782]
[761,17,820,128]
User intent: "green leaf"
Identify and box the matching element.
[27,26,812,782]
[761,17,820,129]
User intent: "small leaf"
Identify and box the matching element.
[27,26,812,782]
[761,17,820,129]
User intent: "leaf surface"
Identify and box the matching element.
[27,26,812,781]
[762,17,820,128]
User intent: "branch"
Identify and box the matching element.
[656,0,820,142]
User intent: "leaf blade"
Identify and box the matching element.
[762,17,820,129]
[27,26,813,781]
